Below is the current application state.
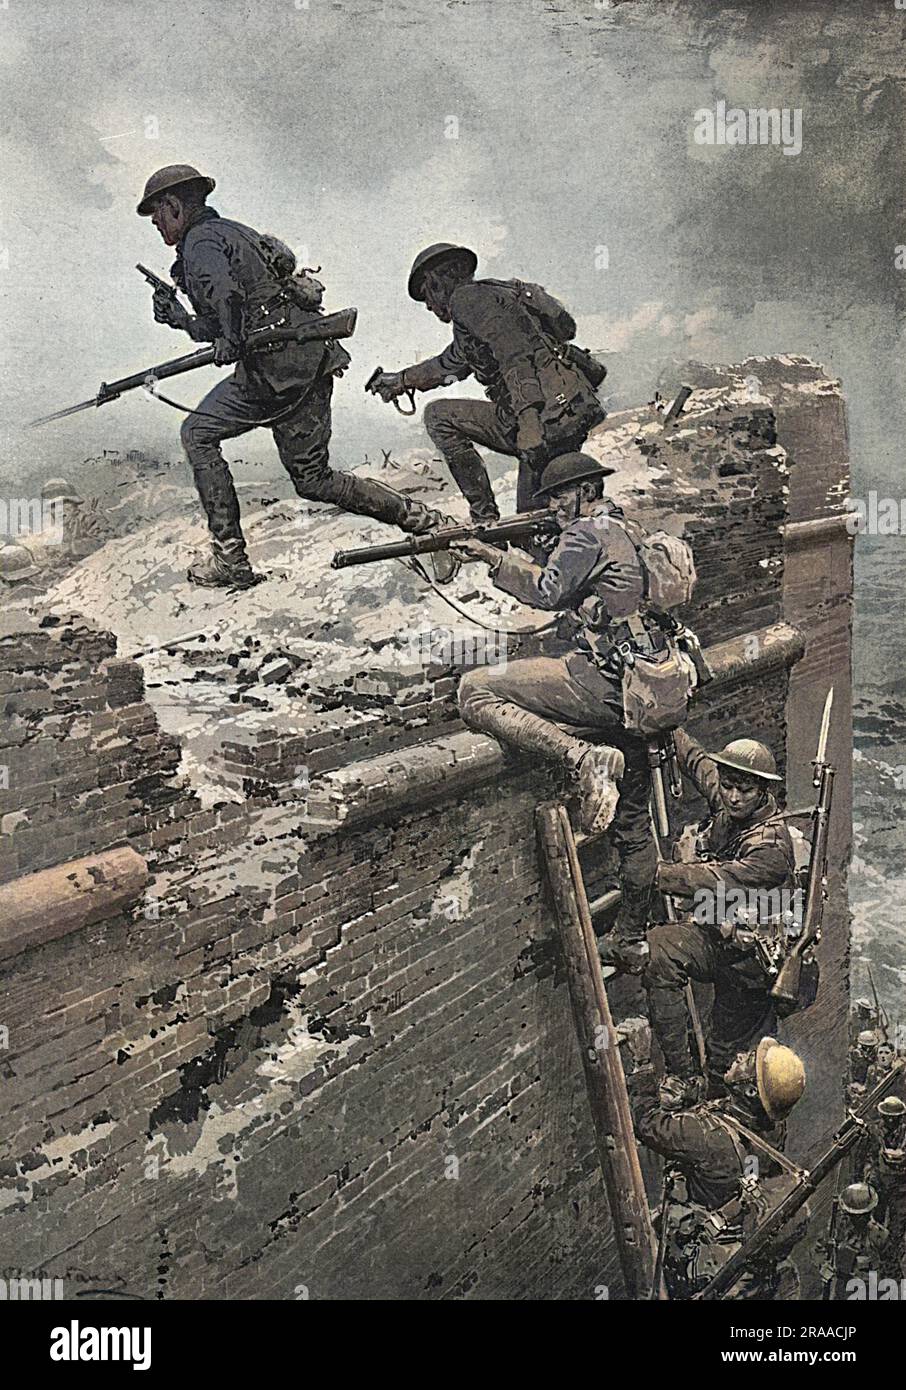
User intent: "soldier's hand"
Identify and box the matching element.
[452,539,501,568]
[371,371,407,403]
[616,1016,652,1067]
[152,287,190,330]
[213,338,239,367]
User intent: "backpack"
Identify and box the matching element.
[485,278,609,390]
[614,516,697,613]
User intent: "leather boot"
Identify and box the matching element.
[187,538,262,590]
[576,745,625,834]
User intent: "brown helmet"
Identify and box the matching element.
[41,476,81,505]
[137,164,216,217]
[0,542,39,582]
[534,452,617,498]
[709,738,781,783]
[755,1036,805,1121]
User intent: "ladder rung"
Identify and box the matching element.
[573,827,609,850]
[587,887,620,921]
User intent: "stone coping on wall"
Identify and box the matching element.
[301,620,805,831]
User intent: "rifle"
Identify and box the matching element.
[27,308,358,428]
[136,263,178,302]
[820,1164,844,1301]
[868,965,890,1044]
[365,365,417,415]
[770,688,834,1011]
[330,509,556,569]
[695,1060,905,1300]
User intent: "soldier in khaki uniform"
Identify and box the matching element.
[455,452,693,931]
[865,1095,906,1277]
[850,1030,881,1089]
[643,732,797,1096]
[621,1027,809,1300]
[371,243,605,521]
[817,1183,889,1297]
[137,165,450,588]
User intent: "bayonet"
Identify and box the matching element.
[27,308,357,429]
[814,687,834,786]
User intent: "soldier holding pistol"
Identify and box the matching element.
[370,244,606,522]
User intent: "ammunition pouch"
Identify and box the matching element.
[562,342,608,391]
[533,344,605,439]
[580,612,695,737]
[720,918,820,1017]
[243,292,352,386]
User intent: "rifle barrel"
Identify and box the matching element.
[330,510,553,570]
[695,1061,906,1300]
[28,310,359,429]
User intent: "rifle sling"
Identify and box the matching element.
[718,1113,803,1177]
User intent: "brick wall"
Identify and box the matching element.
[0,359,852,1299]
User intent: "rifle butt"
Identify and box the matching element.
[245,308,358,355]
[298,307,357,341]
[770,952,802,1009]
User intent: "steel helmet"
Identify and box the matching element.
[137,164,216,217]
[709,738,781,783]
[534,451,617,498]
[857,1030,880,1048]
[839,1182,878,1216]
[878,1095,906,1119]
[41,476,81,504]
[407,242,477,301]
[854,997,875,1015]
[755,1036,805,1121]
[0,542,39,581]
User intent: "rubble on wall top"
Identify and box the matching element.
[0,357,843,799]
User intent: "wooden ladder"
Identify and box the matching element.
[536,801,662,1300]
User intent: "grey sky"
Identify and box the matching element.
[2,0,904,495]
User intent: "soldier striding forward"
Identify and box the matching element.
[137,165,451,588]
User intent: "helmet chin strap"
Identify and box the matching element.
[571,483,582,522]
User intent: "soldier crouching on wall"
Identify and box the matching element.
[644,731,800,1101]
[452,451,697,945]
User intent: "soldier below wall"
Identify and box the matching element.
[816,1183,889,1298]
[642,732,802,1100]
[620,1024,809,1301]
